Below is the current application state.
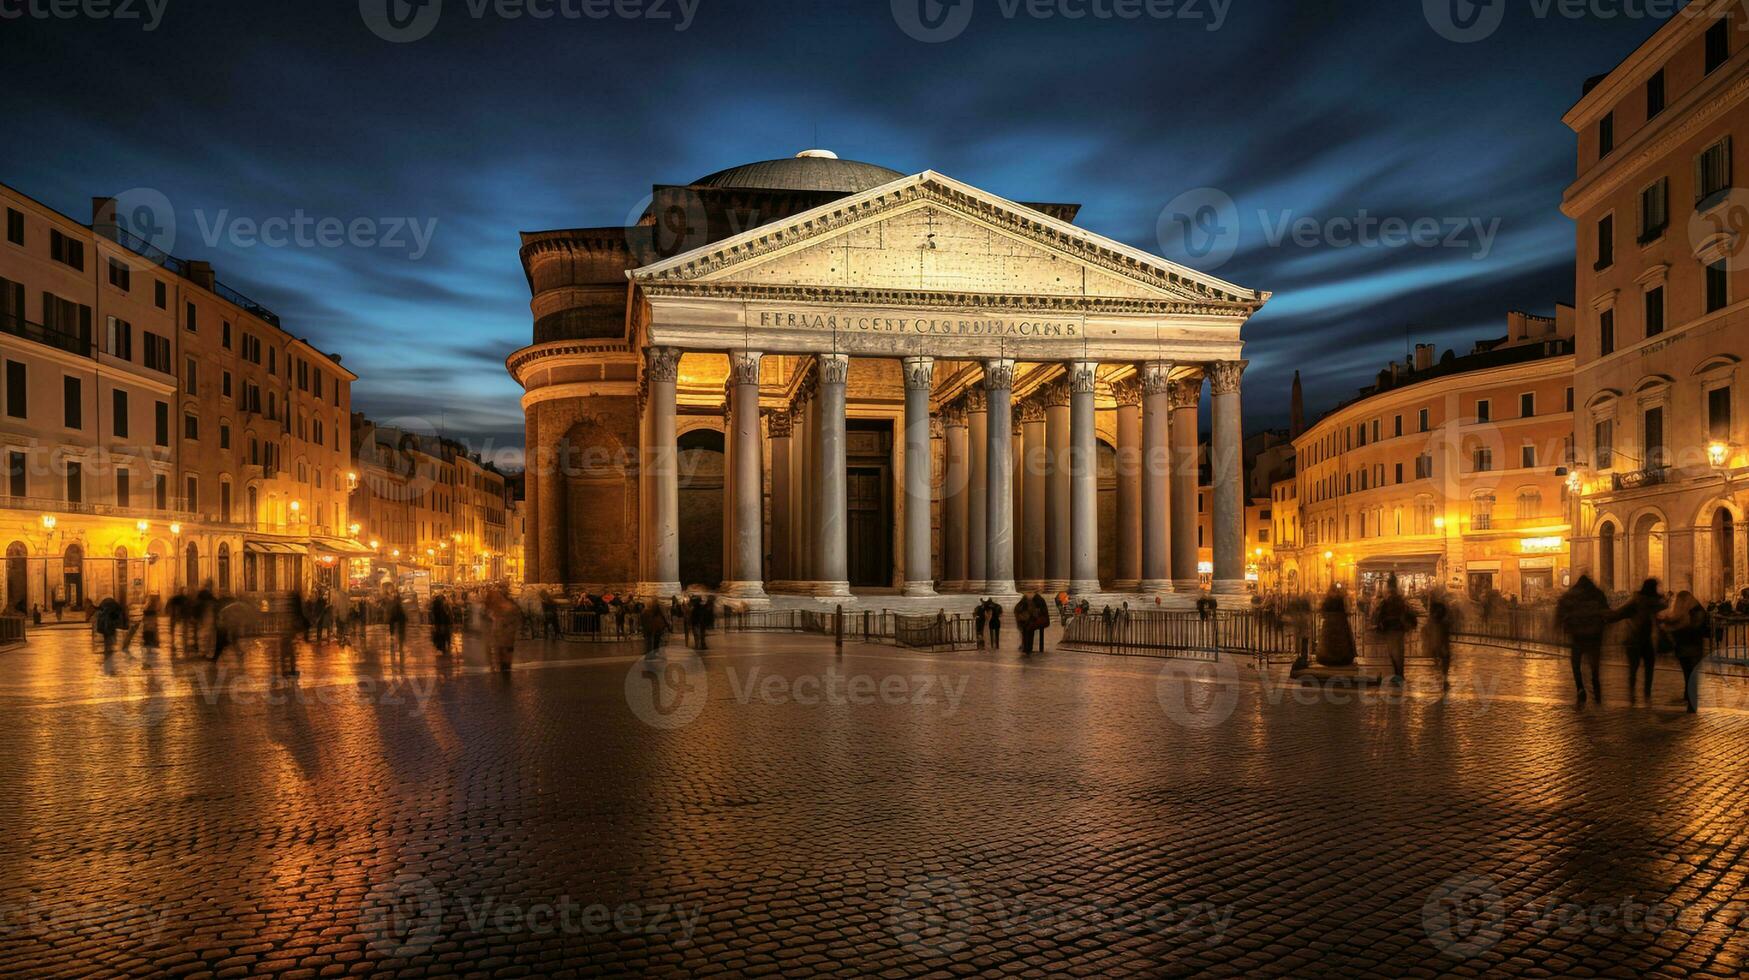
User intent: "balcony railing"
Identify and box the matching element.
[0,494,199,523]
[0,312,92,358]
[1461,513,1567,534]
[98,224,281,327]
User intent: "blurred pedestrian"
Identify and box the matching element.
[1611,579,1665,703]
[640,597,671,656]
[974,600,989,650]
[1556,574,1610,705]
[1030,593,1051,653]
[984,598,1002,650]
[1014,596,1033,654]
[430,593,454,656]
[95,596,124,657]
[1316,586,1356,668]
[1424,590,1453,691]
[1371,575,1417,683]
[1660,591,1710,713]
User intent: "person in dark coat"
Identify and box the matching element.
[1660,591,1711,713]
[1316,586,1356,667]
[1014,596,1033,655]
[1029,593,1051,653]
[1423,592,1453,691]
[429,594,454,655]
[1556,575,1611,705]
[141,594,162,651]
[1371,576,1417,683]
[640,599,671,656]
[95,596,124,657]
[983,599,1003,650]
[1611,579,1666,702]
[973,602,989,650]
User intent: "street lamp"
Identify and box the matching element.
[1708,441,1731,470]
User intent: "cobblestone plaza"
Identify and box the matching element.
[2,626,1747,977]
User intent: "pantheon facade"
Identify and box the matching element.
[508,152,1268,604]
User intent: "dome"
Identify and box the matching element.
[691,150,906,194]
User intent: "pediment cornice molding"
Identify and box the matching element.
[639,281,1254,318]
[1564,69,1749,219]
[631,173,1266,311]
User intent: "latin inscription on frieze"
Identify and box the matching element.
[755,310,1081,339]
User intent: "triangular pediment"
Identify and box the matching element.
[629,172,1266,311]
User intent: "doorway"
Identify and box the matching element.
[846,420,893,589]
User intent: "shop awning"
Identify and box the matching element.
[245,541,309,556]
[1356,554,1443,573]
[311,538,376,557]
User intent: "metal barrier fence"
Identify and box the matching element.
[0,615,24,645]
[1061,610,1301,665]
[719,607,981,651]
[1449,603,1749,674]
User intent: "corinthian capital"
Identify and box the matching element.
[818,353,850,386]
[902,356,934,392]
[965,387,987,413]
[1044,380,1071,409]
[1067,360,1099,395]
[942,402,969,429]
[1111,377,1142,408]
[728,350,763,386]
[1209,360,1247,396]
[1170,375,1204,411]
[982,358,1016,393]
[767,410,793,439]
[642,346,682,384]
[1141,360,1175,396]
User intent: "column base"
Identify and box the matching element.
[982,580,1021,601]
[1043,579,1070,595]
[1069,579,1102,596]
[1020,580,1047,595]
[1139,579,1175,595]
[1213,579,1249,596]
[1114,579,1141,591]
[719,580,769,600]
[811,580,854,599]
[1173,579,1202,593]
[964,579,989,595]
[901,582,939,598]
[635,581,683,601]
[941,580,967,594]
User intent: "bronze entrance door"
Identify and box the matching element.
[845,421,893,589]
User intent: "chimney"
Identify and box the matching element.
[1414,344,1434,371]
[186,260,216,291]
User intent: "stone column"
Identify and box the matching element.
[721,386,735,586]
[967,386,989,593]
[1021,401,1047,591]
[1011,417,1025,585]
[1068,361,1101,595]
[1113,378,1143,591]
[1044,380,1072,593]
[984,358,1018,598]
[1210,361,1247,596]
[1170,373,1203,592]
[791,400,811,585]
[942,402,970,592]
[768,410,793,585]
[902,356,937,598]
[812,353,852,598]
[638,346,682,598]
[1140,361,1175,594]
[723,351,767,600]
